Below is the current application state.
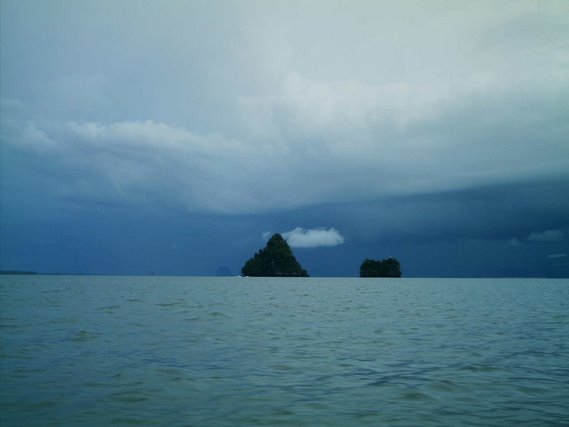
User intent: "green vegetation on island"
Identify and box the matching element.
[242,234,309,277]
[360,257,402,277]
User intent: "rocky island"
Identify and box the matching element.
[241,233,309,277]
[360,257,402,277]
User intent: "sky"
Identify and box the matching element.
[1,0,568,277]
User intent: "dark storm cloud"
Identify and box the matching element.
[2,86,567,218]
[1,0,568,276]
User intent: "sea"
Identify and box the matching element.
[0,275,568,426]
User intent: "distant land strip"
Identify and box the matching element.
[0,270,38,275]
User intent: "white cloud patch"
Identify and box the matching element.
[281,227,345,248]
[527,229,564,242]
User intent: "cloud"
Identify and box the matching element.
[281,227,345,248]
[2,115,275,212]
[548,253,567,259]
[4,90,568,218]
[527,229,564,242]
[1,1,568,218]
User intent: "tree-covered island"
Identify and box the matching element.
[360,257,402,277]
[241,234,309,277]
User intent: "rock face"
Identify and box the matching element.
[241,234,309,277]
[360,257,402,277]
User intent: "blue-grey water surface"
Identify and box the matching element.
[1,276,568,426]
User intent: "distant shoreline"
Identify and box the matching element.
[0,270,38,275]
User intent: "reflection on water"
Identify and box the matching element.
[1,276,568,426]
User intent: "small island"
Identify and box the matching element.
[241,233,309,277]
[360,257,402,277]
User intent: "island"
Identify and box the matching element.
[241,233,309,277]
[360,257,402,277]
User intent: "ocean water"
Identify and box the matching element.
[1,276,568,426]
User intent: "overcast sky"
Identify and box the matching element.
[1,0,568,277]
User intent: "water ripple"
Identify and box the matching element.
[1,276,568,427]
